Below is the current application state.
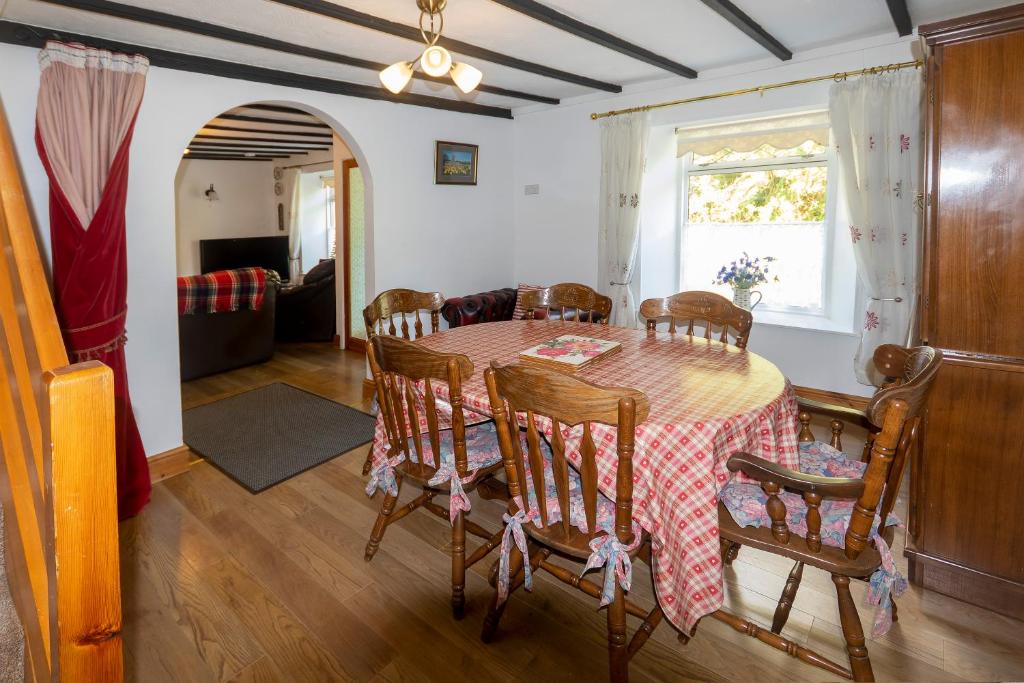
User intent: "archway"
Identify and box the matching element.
[172,100,371,384]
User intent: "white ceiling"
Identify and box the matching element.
[1,0,1017,113]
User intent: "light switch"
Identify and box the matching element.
[524,184,540,195]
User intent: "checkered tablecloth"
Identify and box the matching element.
[370,319,800,632]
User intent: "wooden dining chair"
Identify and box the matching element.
[713,345,942,682]
[363,288,445,340]
[518,282,612,324]
[364,335,507,618]
[482,362,664,682]
[361,288,445,474]
[639,291,753,349]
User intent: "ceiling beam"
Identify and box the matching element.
[241,104,311,115]
[885,0,913,37]
[183,155,282,161]
[489,0,697,78]
[0,20,513,119]
[39,0,558,105]
[189,141,328,149]
[270,0,622,93]
[188,146,321,154]
[193,134,342,144]
[216,113,331,128]
[201,124,332,138]
[697,0,792,61]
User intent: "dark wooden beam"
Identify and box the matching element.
[183,155,282,161]
[216,113,330,128]
[188,146,321,155]
[489,0,698,78]
[39,0,559,105]
[241,104,310,115]
[885,0,913,37]
[270,0,622,93]
[189,142,329,151]
[0,21,512,119]
[202,124,332,138]
[192,134,340,144]
[697,0,792,61]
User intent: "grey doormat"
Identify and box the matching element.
[183,382,376,493]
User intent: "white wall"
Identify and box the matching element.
[174,159,278,275]
[0,41,516,457]
[512,35,919,397]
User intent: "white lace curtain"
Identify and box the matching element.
[830,70,923,384]
[598,112,649,327]
[283,168,301,281]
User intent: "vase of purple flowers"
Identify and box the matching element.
[713,253,778,311]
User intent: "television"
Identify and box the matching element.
[199,236,290,280]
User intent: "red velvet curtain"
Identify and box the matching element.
[35,41,151,519]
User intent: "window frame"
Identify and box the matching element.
[678,140,841,320]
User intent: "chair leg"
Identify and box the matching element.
[364,479,401,561]
[451,510,466,620]
[890,594,898,623]
[481,544,524,643]
[833,574,874,682]
[607,582,629,683]
[361,447,374,476]
[721,539,741,566]
[772,561,804,634]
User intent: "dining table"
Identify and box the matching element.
[368,318,801,634]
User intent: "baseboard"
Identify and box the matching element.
[905,543,1024,621]
[792,384,870,411]
[148,445,201,483]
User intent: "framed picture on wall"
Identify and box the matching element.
[434,141,478,185]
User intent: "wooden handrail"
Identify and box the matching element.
[0,101,123,681]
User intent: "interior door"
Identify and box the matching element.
[342,158,367,352]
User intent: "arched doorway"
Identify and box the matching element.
[173,101,369,384]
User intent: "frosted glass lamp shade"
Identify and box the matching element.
[420,45,452,77]
[379,61,414,94]
[450,62,483,93]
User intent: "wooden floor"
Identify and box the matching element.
[121,343,1024,682]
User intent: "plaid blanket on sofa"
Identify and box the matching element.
[177,267,268,315]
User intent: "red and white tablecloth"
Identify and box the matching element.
[369,319,800,632]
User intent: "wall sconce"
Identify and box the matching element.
[204,184,219,202]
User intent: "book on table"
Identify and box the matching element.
[518,335,621,372]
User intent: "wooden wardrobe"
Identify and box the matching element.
[911,4,1024,620]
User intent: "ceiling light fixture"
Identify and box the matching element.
[379,0,483,95]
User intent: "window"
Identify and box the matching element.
[323,175,337,258]
[678,111,842,320]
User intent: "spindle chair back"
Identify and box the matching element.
[518,282,612,324]
[639,291,753,348]
[363,288,444,340]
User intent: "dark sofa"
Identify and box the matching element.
[441,286,605,327]
[275,259,337,342]
[179,283,277,381]
[441,287,517,328]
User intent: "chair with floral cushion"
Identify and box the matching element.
[517,282,612,324]
[714,344,942,682]
[364,335,506,619]
[481,362,664,683]
[639,291,753,348]
[361,288,445,474]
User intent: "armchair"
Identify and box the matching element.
[712,344,942,682]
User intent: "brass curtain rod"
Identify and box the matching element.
[279,159,334,170]
[590,60,922,120]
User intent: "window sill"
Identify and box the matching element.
[752,309,857,336]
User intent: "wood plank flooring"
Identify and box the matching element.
[118,342,1024,682]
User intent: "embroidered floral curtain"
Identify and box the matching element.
[598,112,649,327]
[830,70,922,384]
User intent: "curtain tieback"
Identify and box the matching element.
[609,280,631,286]
[869,296,903,302]
[61,308,128,361]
